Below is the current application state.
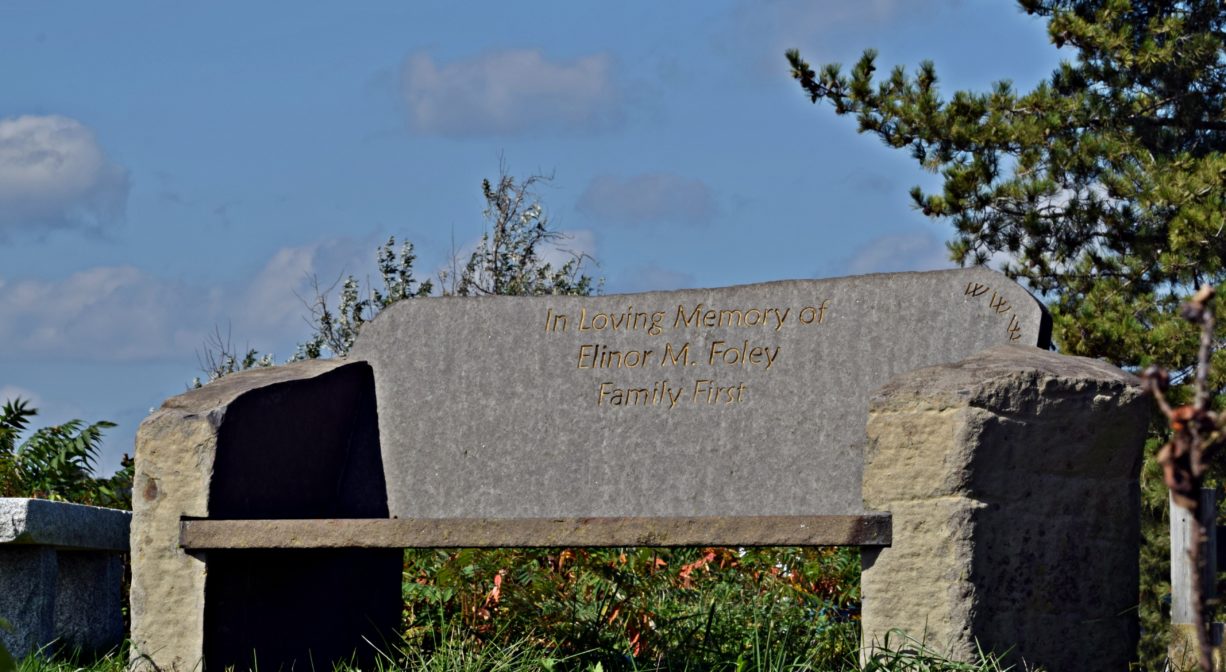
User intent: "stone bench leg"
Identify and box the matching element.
[0,547,124,659]
[54,551,125,655]
[860,345,1149,672]
[0,547,56,659]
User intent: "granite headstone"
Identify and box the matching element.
[350,267,1051,521]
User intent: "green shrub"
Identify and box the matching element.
[0,398,132,510]
[401,546,861,670]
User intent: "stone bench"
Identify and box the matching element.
[0,498,130,658]
[130,269,1148,672]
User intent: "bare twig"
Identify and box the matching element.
[1142,283,1221,672]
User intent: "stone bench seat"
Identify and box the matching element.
[0,498,130,659]
[1,497,129,550]
[178,513,893,549]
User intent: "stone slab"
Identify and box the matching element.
[351,267,1050,521]
[178,513,892,549]
[861,344,1147,672]
[0,498,129,551]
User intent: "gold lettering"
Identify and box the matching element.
[965,282,990,297]
[798,300,830,325]
[649,311,665,336]
[597,381,615,405]
[692,380,749,404]
[709,340,781,369]
[719,309,744,326]
[545,307,568,333]
[577,344,596,368]
[622,349,650,367]
[774,307,790,331]
[624,387,650,405]
[579,344,655,368]
[674,304,702,329]
[594,381,685,408]
[989,291,1011,314]
[661,342,691,366]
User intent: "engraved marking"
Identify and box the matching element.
[989,291,1011,314]
[798,300,830,324]
[660,342,692,367]
[965,282,990,297]
[708,340,780,370]
[963,282,1024,341]
[692,380,749,404]
[564,300,838,408]
[597,381,683,408]
[545,307,568,333]
[577,344,654,369]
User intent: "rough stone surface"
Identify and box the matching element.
[0,499,129,657]
[54,551,125,655]
[130,359,400,672]
[0,547,55,658]
[0,498,129,550]
[861,344,1148,672]
[351,267,1050,521]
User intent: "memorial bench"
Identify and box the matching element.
[131,268,1148,672]
[0,498,129,659]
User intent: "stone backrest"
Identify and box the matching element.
[349,267,1051,525]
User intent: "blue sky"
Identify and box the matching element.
[0,1,1060,474]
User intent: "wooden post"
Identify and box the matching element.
[1171,488,1223,668]
[1172,489,1217,624]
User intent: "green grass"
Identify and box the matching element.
[16,633,1030,672]
[6,545,1030,672]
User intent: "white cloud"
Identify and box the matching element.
[238,245,324,334]
[232,237,375,340]
[577,173,718,227]
[838,231,955,276]
[0,267,207,361]
[0,115,129,238]
[0,237,378,364]
[401,49,621,137]
[0,231,600,365]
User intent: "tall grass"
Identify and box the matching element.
[7,545,1029,672]
[16,633,1029,672]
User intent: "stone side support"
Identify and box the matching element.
[0,546,56,658]
[860,345,1148,672]
[0,498,130,659]
[130,360,400,672]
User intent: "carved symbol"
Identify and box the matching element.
[989,291,1011,314]
[1007,314,1022,341]
[965,282,990,297]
